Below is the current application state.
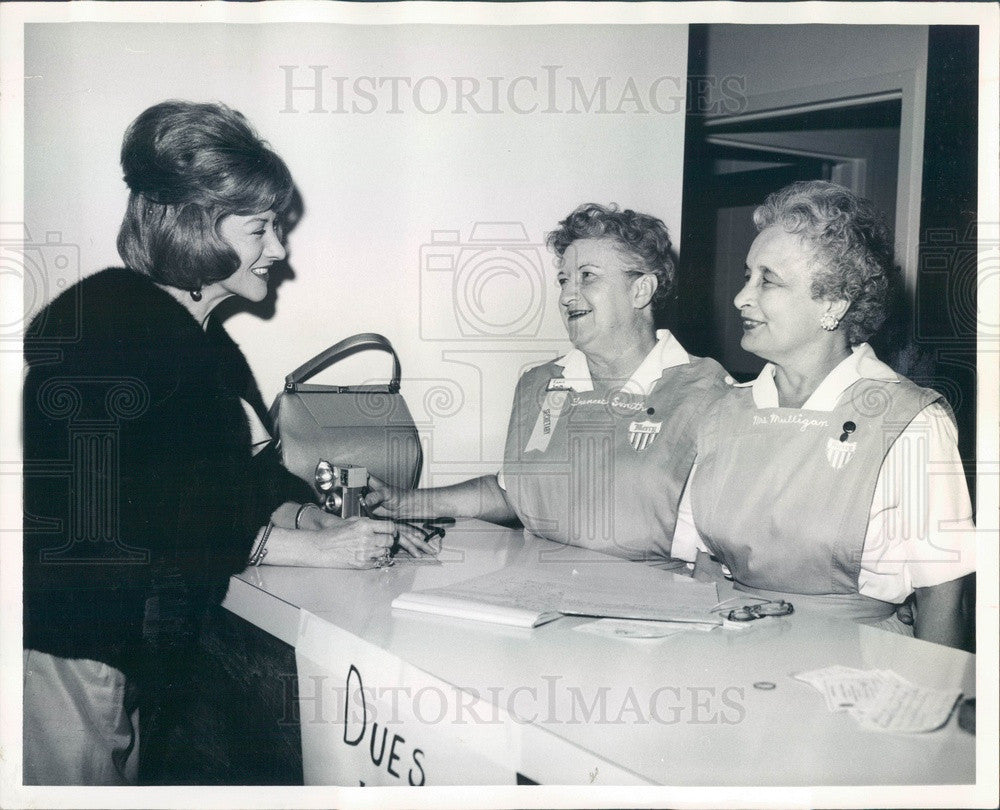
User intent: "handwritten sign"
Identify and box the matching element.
[295,610,517,785]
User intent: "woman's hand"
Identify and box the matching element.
[393,521,443,559]
[301,504,439,558]
[261,509,442,568]
[302,504,436,553]
[364,474,413,518]
[310,517,399,568]
[364,474,520,526]
[262,517,394,569]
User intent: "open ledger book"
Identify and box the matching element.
[391,564,720,629]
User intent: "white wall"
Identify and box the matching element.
[703,25,928,100]
[24,22,689,484]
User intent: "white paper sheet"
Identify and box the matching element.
[795,666,963,733]
[390,590,561,628]
[392,563,720,627]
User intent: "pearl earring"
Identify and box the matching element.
[819,313,839,331]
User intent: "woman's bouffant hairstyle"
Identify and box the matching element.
[753,180,894,345]
[546,203,676,313]
[116,101,294,291]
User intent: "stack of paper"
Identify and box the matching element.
[795,666,963,733]
[391,564,720,629]
[390,590,560,628]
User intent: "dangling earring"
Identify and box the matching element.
[820,313,839,331]
[190,288,202,302]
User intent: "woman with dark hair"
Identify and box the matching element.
[673,181,976,648]
[22,101,433,784]
[366,203,729,566]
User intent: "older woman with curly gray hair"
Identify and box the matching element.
[673,181,976,648]
[368,202,729,566]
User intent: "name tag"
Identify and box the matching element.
[752,413,830,431]
[524,388,570,453]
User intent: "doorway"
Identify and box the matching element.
[676,92,902,378]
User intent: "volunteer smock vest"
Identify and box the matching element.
[502,356,728,562]
[691,376,943,615]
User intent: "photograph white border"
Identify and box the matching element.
[1,2,996,809]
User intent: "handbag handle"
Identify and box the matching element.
[285,333,402,392]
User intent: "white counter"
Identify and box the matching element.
[222,520,975,787]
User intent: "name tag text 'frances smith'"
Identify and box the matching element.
[570,393,646,412]
[753,413,830,431]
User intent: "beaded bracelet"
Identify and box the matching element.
[249,521,274,566]
[294,502,321,530]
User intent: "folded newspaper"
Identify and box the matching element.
[391,564,720,629]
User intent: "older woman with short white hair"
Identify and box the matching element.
[674,181,976,648]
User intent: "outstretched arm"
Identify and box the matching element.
[365,474,520,525]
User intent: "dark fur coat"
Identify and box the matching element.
[23,267,311,692]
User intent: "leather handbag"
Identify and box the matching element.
[270,333,422,492]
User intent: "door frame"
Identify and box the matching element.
[701,69,927,298]
[703,134,869,195]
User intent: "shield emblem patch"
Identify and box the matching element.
[826,436,857,469]
[628,419,662,451]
